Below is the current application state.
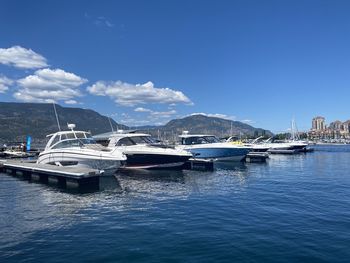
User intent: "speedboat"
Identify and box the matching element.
[286,140,309,150]
[287,118,309,150]
[264,138,308,152]
[177,133,251,162]
[37,124,126,173]
[226,136,270,153]
[94,132,192,169]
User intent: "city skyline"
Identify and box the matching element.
[1,0,350,133]
[310,116,350,139]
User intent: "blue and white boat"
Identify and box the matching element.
[177,133,251,162]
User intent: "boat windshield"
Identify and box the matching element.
[130,136,155,145]
[182,136,220,145]
[205,136,220,143]
[115,136,155,146]
[51,138,96,149]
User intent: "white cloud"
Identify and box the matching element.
[134,107,177,118]
[0,46,48,69]
[190,112,236,120]
[189,113,255,124]
[150,110,177,118]
[240,119,255,124]
[120,108,177,126]
[87,80,193,106]
[0,76,13,93]
[95,16,114,28]
[85,13,114,28]
[134,107,152,112]
[65,100,78,105]
[119,117,167,127]
[120,118,153,126]
[14,68,87,103]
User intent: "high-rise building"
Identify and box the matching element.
[342,120,350,133]
[329,120,343,131]
[312,116,326,131]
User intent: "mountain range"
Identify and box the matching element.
[137,114,272,141]
[0,102,127,143]
[0,102,272,143]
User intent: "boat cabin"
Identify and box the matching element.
[179,135,221,145]
[45,131,96,150]
[98,133,157,148]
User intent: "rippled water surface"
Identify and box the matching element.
[1,145,350,262]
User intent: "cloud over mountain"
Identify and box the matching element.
[87,80,192,106]
[190,112,236,120]
[0,46,48,69]
[14,68,87,103]
[0,76,13,93]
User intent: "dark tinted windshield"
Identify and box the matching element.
[116,137,135,146]
[130,136,155,144]
[182,136,220,145]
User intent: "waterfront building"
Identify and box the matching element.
[309,117,350,141]
[312,116,326,131]
[329,120,343,131]
[343,120,350,133]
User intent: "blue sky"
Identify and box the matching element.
[1,0,350,133]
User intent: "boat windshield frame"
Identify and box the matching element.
[181,136,220,145]
[115,135,155,146]
[47,131,96,149]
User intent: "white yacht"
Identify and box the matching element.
[94,132,192,169]
[286,119,309,151]
[37,124,126,173]
[177,133,251,162]
[226,136,270,152]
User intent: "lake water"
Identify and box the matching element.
[1,145,350,262]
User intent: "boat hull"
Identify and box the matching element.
[184,147,250,162]
[37,151,122,174]
[288,144,308,150]
[268,143,308,151]
[123,153,191,170]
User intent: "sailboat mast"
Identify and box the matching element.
[53,103,61,131]
[291,117,299,141]
[108,117,114,132]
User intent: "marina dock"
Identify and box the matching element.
[245,152,269,163]
[183,158,215,171]
[0,159,101,190]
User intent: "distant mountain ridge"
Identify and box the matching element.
[0,102,127,142]
[139,114,273,140]
[0,102,272,143]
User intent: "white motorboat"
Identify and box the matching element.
[226,136,270,152]
[94,132,192,169]
[178,133,251,162]
[37,124,126,173]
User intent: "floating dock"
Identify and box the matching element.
[268,147,315,155]
[245,152,269,163]
[0,159,101,191]
[268,149,299,154]
[300,147,315,153]
[183,158,214,171]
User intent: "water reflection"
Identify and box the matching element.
[116,169,186,183]
[0,163,253,252]
[214,161,247,171]
[115,169,190,200]
[2,146,350,262]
